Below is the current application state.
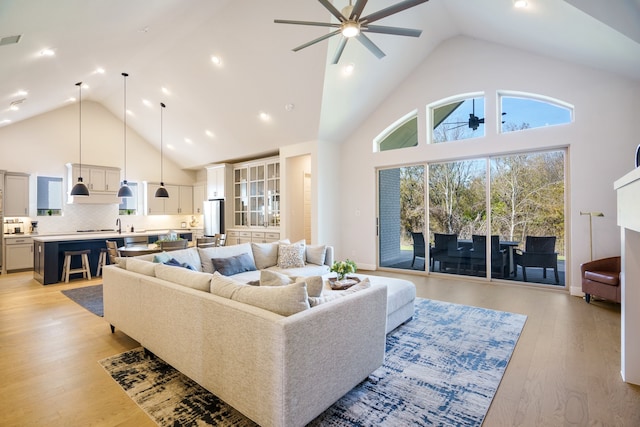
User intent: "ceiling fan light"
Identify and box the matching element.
[341,21,360,38]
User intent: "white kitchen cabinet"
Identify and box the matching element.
[5,236,34,271]
[206,164,232,200]
[225,229,279,245]
[68,164,121,193]
[193,183,205,214]
[4,173,30,217]
[146,183,193,215]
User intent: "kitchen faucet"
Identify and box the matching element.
[116,218,121,234]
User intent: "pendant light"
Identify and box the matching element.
[70,81,90,197]
[117,72,134,197]
[155,102,169,198]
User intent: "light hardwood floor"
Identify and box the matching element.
[1,270,638,426]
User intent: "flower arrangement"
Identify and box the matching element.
[331,259,357,280]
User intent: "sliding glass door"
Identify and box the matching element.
[378,150,565,287]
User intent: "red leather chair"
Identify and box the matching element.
[580,256,621,303]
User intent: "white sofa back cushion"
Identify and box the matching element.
[126,258,156,276]
[210,272,310,316]
[305,244,327,265]
[154,263,213,292]
[198,243,255,274]
[161,247,202,272]
[251,239,290,270]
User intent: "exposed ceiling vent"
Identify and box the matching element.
[0,35,22,46]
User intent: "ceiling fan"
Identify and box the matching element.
[275,0,429,64]
[442,99,486,131]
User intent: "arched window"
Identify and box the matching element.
[430,94,485,143]
[374,111,418,152]
[499,92,573,133]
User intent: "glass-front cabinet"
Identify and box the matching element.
[233,157,279,228]
[266,161,280,227]
[234,167,248,226]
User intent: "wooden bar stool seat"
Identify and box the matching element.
[96,248,108,277]
[61,249,92,283]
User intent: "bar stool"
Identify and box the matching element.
[96,248,108,277]
[61,249,92,283]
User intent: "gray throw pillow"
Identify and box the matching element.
[305,244,327,265]
[211,252,257,276]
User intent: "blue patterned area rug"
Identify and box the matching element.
[99,298,526,426]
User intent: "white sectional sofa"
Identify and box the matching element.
[103,241,415,426]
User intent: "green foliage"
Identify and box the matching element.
[331,259,357,280]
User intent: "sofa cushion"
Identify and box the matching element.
[308,278,371,307]
[277,243,306,269]
[266,264,330,277]
[295,275,324,298]
[585,270,620,286]
[160,247,201,272]
[211,252,257,276]
[305,244,327,266]
[251,239,291,270]
[198,243,254,274]
[260,269,292,287]
[210,272,310,316]
[154,263,213,292]
[125,258,156,276]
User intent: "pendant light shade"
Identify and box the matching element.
[155,102,169,198]
[117,72,134,198]
[70,81,90,197]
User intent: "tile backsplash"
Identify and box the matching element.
[5,203,201,234]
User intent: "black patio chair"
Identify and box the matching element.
[431,233,459,272]
[469,235,508,278]
[514,236,559,284]
[411,232,426,270]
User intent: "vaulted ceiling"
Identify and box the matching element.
[1,0,638,170]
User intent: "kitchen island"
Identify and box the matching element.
[32,230,193,285]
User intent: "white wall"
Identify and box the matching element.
[0,101,198,233]
[336,36,640,294]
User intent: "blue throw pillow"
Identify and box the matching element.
[163,258,196,271]
[211,252,257,276]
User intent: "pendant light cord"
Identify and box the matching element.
[122,73,128,180]
[160,102,166,184]
[76,81,83,177]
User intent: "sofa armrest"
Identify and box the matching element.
[580,256,621,276]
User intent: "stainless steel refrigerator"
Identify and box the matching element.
[203,199,225,237]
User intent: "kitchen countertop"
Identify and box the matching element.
[30,229,195,243]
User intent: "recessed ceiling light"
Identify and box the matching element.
[0,119,12,125]
[161,87,171,95]
[40,48,55,56]
[205,129,215,138]
[259,112,271,122]
[284,103,295,112]
[15,89,28,97]
[211,55,223,66]
[342,63,355,76]
[81,83,89,89]
[95,67,105,74]
[126,109,133,116]
[67,97,76,103]
[513,0,528,8]
[142,99,152,107]
[9,104,19,111]
[167,144,175,150]
[184,138,193,144]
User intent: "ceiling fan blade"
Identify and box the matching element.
[356,33,385,59]
[292,29,342,52]
[363,24,422,37]
[361,0,429,24]
[274,19,340,29]
[318,0,346,22]
[331,37,349,64]
[350,0,368,20]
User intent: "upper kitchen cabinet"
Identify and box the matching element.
[4,172,30,216]
[67,163,121,193]
[206,164,232,200]
[146,183,193,215]
[233,156,279,228]
[193,183,205,214]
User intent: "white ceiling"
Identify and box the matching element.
[1,0,639,170]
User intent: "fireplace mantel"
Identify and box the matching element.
[614,167,640,385]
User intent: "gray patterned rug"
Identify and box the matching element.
[99,298,526,426]
[61,284,103,317]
